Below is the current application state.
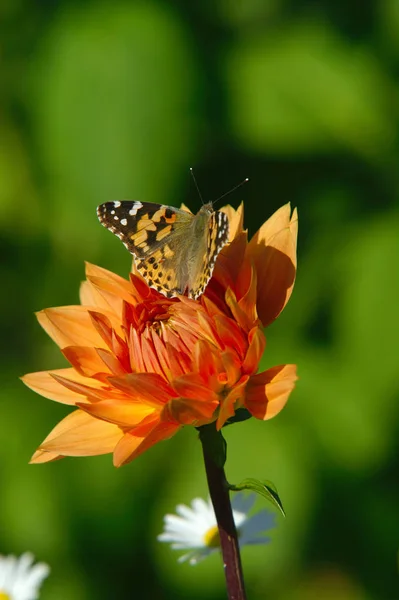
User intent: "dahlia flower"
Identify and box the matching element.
[22,203,298,467]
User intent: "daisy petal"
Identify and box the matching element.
[158,493,276,564]
[0,552,50,599]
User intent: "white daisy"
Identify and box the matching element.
[158,493,276,565]
[0,553,50,600]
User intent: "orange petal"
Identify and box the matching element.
[141,335,164,375]
[61,346,112,377]
[245,364,298,420]
[109,372,175,407]
[168,318,198,353]
[150,331,176,380]
[88,311,116,350]
[37,307,110,349]
[21,368,105,405]
[80,279,123,317]
[179,203,193,214]
[220,350,242,387]
[214,314,247,357]
[160,319,195,355]
[87,275,136,310]
[216,376,249,429]
[194,340,224,383]
[237,263,258,328]
[172,374,219,404]
[35,409,124,456]
[128,413,164,437]
[242,327,266,375]
[77,398,155,427]
[50,373,113,402]
[201,295,225,320]
[247,204,298,327]
[225,282,257,334]
[80,280,99,306]
[30,449,64,464]
[113,420,180,466]
[111,329,129,367]
[195,311,222,349]
[165,343,191,379]
[129,272,153,302]
[112,431,147,467]
[85,261,139,308]
[212,231,248,291]
[85,262,134,302]
[221,202,244,241]
[128,327,146,372]
[95,347,128,376]
[165,396,218,425]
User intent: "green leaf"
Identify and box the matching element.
[228,478,285,517]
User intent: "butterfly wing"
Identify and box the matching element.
[188,209,229,299]
[97,201,194,297]
[97,201,192,256]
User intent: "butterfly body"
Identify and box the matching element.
[97,200,229,300]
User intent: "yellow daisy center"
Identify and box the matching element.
[0,591,11,600]
[203,525,220,548]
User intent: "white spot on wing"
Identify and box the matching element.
[120,218,127,226]
[114,201,121,208]
[129,201,143,216]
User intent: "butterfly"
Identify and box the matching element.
[96,200,230,300]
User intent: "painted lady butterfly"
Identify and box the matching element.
[97,201,229,300]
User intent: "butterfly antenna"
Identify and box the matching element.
[213,178,249,206]
[190,167,204,205]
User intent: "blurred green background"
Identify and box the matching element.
[1,0,398,598]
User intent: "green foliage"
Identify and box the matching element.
[228,479,285,517]
[1,1,398,599]
[227,21,394,158]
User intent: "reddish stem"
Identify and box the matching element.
[201,439,247,600]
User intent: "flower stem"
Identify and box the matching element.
[199,425,247,600]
